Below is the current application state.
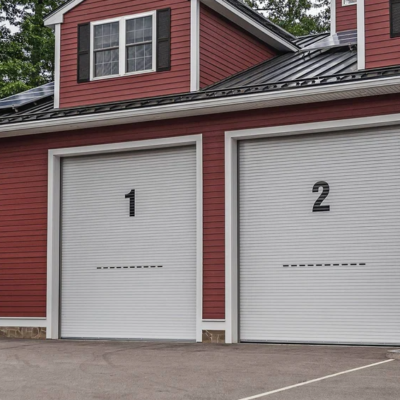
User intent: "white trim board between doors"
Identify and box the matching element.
[46,135,204,340]
[224,114,400,344]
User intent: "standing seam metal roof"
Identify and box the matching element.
[205,46,358,90]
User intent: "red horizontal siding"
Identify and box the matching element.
[60,0,191,108]
[199,4,276,88]
[365,0,400,68]
[3,94,400,318]
[336,0,357,32]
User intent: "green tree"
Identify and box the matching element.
[244,0,330,36]
[0,0,66,98]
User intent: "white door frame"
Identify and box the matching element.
[47,134,203,341]
[225,113,400,344]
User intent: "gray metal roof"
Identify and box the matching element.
[205,46,358,90]
[0,100,54,118]
[3,63,400,126]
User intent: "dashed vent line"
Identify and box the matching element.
[283,263,366,268]
[96,265,163,270]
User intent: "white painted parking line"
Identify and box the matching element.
[239,359,394,400]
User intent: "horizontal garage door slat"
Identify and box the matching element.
[61,146,197,340]
[239,129,400,345]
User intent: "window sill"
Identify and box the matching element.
[91,68,156,82]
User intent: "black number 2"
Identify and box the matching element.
[312,181,330,212]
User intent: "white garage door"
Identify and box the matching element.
[239,129,400,345]
[61,146,197,340]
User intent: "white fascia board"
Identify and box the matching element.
[44,0,85,26]
[2,76,400,138]
[200,0,297,52]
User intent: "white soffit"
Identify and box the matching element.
[200,0,297,52]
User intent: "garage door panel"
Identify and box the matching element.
[61,146,196,340]
[239,130,400,345]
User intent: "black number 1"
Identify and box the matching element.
[313,181,330,212]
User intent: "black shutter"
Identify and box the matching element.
[391,0,400,38]
[77,23,91,82]
[156,8,171,72]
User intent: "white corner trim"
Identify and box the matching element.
[54,24,61,109]
[331,0,336,34]
[0,318,47,328]
[47,135,203,340]
[224,113,400,344]
[196,135,204,342]
[357,0,366,70]
[44,0,85,26]
[225,131,238,344]
[3,75,400,138]
[200,0,297,52]
[191,0,200,91]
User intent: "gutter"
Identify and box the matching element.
[2,76,400,138]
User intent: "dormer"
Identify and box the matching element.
[45,0,297,109]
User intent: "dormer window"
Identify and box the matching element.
[77,9,171,83]
[126,16,154,73]
[93,22,120,77]
[91,12,156,80]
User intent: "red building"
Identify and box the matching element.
[1,0,400,344]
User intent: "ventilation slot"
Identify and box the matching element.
[283,263,366,268]
[97,265,163,270]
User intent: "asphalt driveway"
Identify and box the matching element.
[0,340,398,400]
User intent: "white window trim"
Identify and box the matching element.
[342,0,357,5]
[89,11,157,81]
[224,117,400,344]
[47,135,204,342]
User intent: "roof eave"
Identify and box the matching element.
[200,0,298,52]
[2,76,400,138]
[44,0,85,26]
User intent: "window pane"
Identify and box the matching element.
[95,49,119,77]
[127,44,152,72]
[126,16,152,45]
[94,22,119,50]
